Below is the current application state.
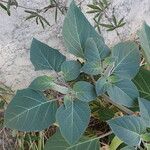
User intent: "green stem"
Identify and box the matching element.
[52,83,69,95]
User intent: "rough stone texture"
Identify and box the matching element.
[0,0,150,90]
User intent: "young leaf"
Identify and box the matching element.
[111,42,140,79]
[133,67,150,100]
[56,100,90,145]
[81,61,102,75]
[44,130,100,150]
[29,75,69,94]
[4,88,57,131]
[139,98,150,127]
[139,22,150,64]
[61,60,81,81]
[73,81,97,102]
[30,38,66,72]
[29,75,54,91]
[108,116,146,146]
[107,79,139,107]
[109,136,123,150]
[62,0,109,59]
[96,77,109,96]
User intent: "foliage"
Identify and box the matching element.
[0,0,67,28]
[3,1,150,149]
[87,0,126,34]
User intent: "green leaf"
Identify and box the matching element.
[139,22,150,64]
[56,100,90,145]
[84,38,101,61]
[141,133,150,142]
[73,81,97,102]
[133,67,150,100]
[61,60,81,81]
[96,77,109,96]
[81,61,101,75]
[107,79,139,107]
[121,146,135,150]
[108,116,146,146]
[109,136,123,150]
[139,98,150,127]
[30,38,66,72]
[111,42,140,79]
[29,75,69,94]
[62,1,109,59]
[44,130,100,150]
[4,88,57,131]
[29,75,54,91]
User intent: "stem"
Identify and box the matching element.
[52,83,69,95]
[90,75,134,115]
[38,132,43,150]
[102,94,134,115]
[99,131,113,139]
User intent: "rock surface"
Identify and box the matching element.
[0,0,150,90]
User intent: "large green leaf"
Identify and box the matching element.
[61,60,81,81]
[111,42,140,79]
[108,116,146,146]
[133,67,150,100]
[107,79,139,107]
[139,22,150,64]
[44,130,100,150]
[4,88,57,131]
[62,1,109,59]
[56,100,90,145]
[139,98,150,127]
[81,61,102,75]
[30,38,66,72]
[73,81,97,102]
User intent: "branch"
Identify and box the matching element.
[102,94,134,115]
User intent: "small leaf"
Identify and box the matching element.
[56,100,90,145]
[81,61,101,75]
[30,38,66,72]
[100,23,114,28]
[141,133,150,142]
[109,136,123,150]
[139,98,150,127]
[112,15,117,26]
[73,81,97,102]
[108,116,146,146]
[111,42,140,79]
[107,79,139,107]
[44,130,100,150]
[139,22,150,64]
[87,4,101,10]
[96,77,109,96]
[29,75,54,91]
[4,88,57,131]
[61,60,81,81]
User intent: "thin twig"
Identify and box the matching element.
[102,94,134,115]
[0,0,37,11]
[99,131,112,139]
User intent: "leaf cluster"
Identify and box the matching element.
[4,1,150,149]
